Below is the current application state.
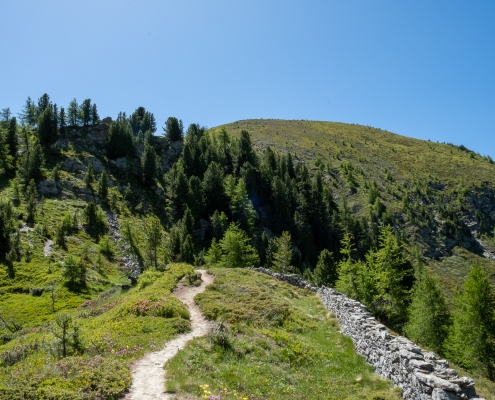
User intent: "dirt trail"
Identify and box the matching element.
[123,270,215,400]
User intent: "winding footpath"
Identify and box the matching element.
[124,270,215,400]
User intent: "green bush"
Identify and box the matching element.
[136,269,163,290]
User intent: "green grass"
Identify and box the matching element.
[0,263,194,400]
[165,267,401,400]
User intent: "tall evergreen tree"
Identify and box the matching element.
[37,93,51,115]
[67,98,79,126]
[446,265,495,379]
[106,113,134,159]
[81,99,91,126]
[404,267,451,353]
[18,97,37,126]
[37,105,58,144]
[91,104,99,126]
[164,117,183,141]
[313,249,338,287]
[59,107,66,133]
[98,170,108,200]
[141,142,160,185]
[218,223,259,268]
[272,231,294,273]
[202,161,226,213]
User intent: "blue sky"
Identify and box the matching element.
[1,1,494,157]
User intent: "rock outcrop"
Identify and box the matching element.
[252,268,483,400]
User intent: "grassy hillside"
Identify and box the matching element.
[213,119,494,187]
[166,267,402,400]
[211,119,495,299]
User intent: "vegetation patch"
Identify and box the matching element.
[165,267,401,399]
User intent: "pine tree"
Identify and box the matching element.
[67,98,79,126]
[272,231,293,273]
[141,142,160,185]
[144,215,162,269]
[219,223,259,268]
[164,117,183,141]
[37,105,58,144]
[187,176,205,221]
[6,117,18,158]
[204,238,222,265]
[18,97,37,127]
[446,265,495,379]
[25,179,37,223]
[313,249,337,287]
[106,113,135,159]
[227,178,256,236]
[37,93,50,115]
[165,160,189,217]
[202,161,226,213]
[210,210,228,240]
[59,107,66,133]
[85,163,94,188]
[81,99,91,126]
[90,103,99,126]
[98,170,108,200]
[404,267,451,353]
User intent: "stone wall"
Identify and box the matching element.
[252,268,483,400]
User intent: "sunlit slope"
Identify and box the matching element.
[213,119,495,187]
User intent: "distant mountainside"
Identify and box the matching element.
[212,119,495,297]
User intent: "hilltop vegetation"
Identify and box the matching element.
[0,96,494,397]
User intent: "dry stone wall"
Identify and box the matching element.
[251,268,483,400]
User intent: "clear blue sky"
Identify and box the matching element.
[1,1,494,157]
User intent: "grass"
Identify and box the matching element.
[165,267,401,400]
[0,263,194,399]
[211,119,495,316]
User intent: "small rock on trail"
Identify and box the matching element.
[123,269,215,400]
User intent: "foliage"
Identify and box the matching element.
[313,248,338,287]
[445,265,495,379]
[215,223,259,268]
[404,267,451,354]
[106,113,134,159]
[166,267,401,400]
[164,117,183,141]
[272,231,294,273]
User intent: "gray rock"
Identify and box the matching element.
[414,372,461,392]
[62,157,85,172]
[37,179,60,196]
[410,359,434,371]
[110,157,128,170]
[85,157,105,173]
[449,377,475,389]
[432,388,459,400]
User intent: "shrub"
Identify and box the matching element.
[137,269,163,290]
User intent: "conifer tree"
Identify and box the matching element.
[98,170,108,200]
[25,179,37,223]
[37,93,50,115]
[67,98,79,126]
[187,176,205,220]
[37,105,58,144]
[18,97,37,126]
[91,104,99,126]
[404,267,451,353]
[210,210,228,240]
[272,231,293,273]
[313,249,337,287]
[58,107,66,134]
[6,117,17,158]
[106,113,134,159]
[202,161,226,213]
[446,265,495,379]
[204,238,222,265]
[144,215,162,269]
[164,117,183,141]
[81,99,91,126]
[85,163,94,188]
[141,142,160,185]
[218,223,259,268]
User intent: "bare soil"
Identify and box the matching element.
[123,269,215,400]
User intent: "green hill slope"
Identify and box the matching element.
[212,119,495,299]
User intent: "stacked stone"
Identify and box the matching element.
[250,267,318,291]
[251,268,483,400]
[318,286,480,400]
